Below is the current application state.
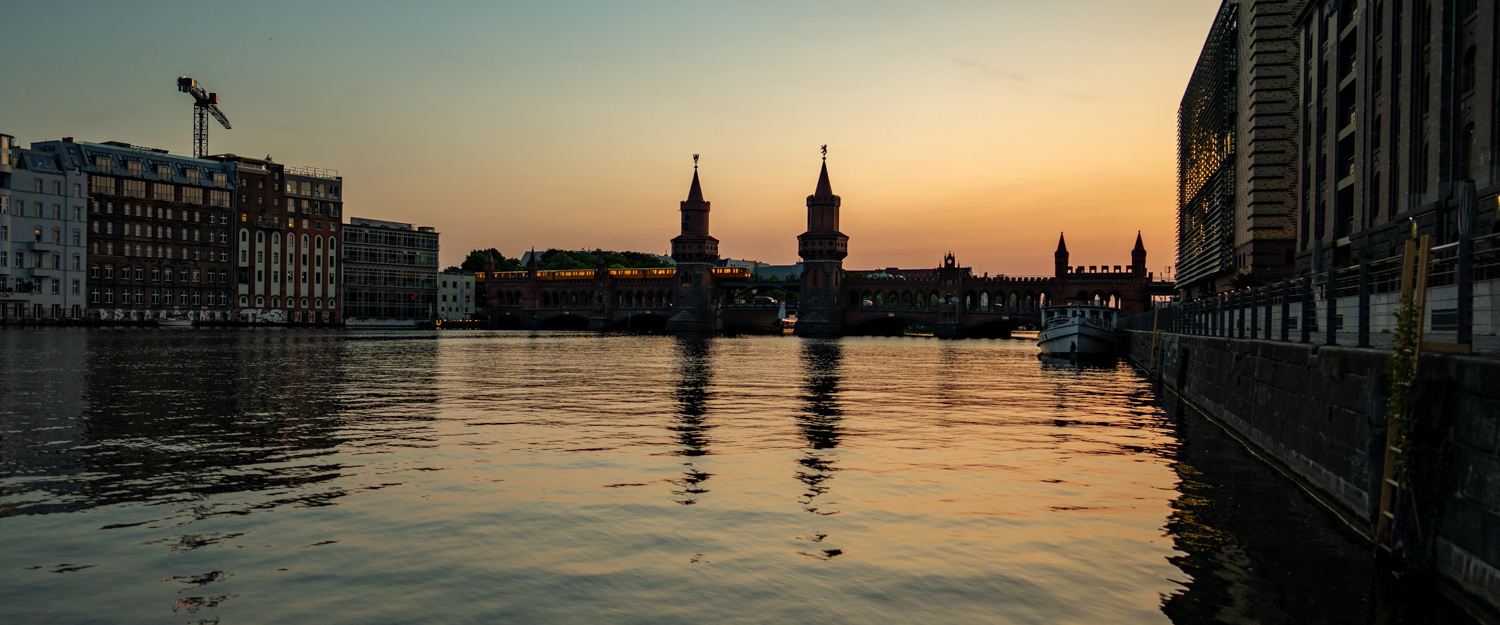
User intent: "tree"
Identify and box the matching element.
[460,248,522,272]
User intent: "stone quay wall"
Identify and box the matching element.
[1126,330,1500,611]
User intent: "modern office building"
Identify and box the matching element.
[342,217,438,325]
[0,134,91,321]
[1294,0,1498,269]
[438,271,474,320]
[1176,0,1308,297]
[31,138,236,322]
[212,155,344,324]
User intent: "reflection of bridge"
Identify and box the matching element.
[478,161,1166,337]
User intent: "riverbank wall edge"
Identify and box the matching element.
[1125,330,1500,613]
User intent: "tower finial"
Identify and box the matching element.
[820,144,827,161]
[693,153,699,169]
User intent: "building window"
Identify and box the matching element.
[1458,123,1475,180]
[104,265,113,279]
[1460,47,1477,94]
[104,289,113,304]
[127,161,142,177]
[72,254,80,270]
[51,280,60,294]
[91,288,100,303]
[72,280,80,295]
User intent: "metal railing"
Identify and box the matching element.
[1138,231,1500,355]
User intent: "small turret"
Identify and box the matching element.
[1131,231,1147,276]
[1054,233,1070,278]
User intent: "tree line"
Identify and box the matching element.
[446,249,675,273]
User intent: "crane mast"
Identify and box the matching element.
[176,76,231,158]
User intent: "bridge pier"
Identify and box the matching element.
[587,316,612,332]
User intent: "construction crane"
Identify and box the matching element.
[176,76,231,158]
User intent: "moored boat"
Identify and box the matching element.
[1036,302,1119,359]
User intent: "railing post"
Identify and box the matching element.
[1325,268,1337,346]
[1236,290,1245,339]
[1357,261,1371,348]
[1280,280,1291,341]
[1300,274,1313,344]
[1250,286,1260,340]
[1457,234,1473,347]
[1265,283,1274,339]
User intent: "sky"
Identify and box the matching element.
[3,0,1219,276]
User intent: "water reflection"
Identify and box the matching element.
[668,337,714,505]
[794,339,844,559]
[1157,394,1474,624]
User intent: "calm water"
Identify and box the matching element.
[0,329,1461,624]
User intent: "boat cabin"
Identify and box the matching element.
[1041,303,1119,326]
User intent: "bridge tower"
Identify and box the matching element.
[794,159,849,336]
[665,164,720,333]
[1131,231,1147,276]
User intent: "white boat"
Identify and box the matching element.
[1037,303,1119,358]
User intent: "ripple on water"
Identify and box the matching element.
[0,329,1448,624]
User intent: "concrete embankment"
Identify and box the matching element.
[1126,330,1500,614]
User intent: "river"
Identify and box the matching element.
[0,329,1469,623]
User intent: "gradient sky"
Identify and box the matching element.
[4,1,1218,276]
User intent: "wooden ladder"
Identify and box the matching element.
[1376,235,1430,552]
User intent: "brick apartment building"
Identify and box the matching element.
[211,155,344,324]
[33,139,236,321]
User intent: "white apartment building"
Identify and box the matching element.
[438,271,474,319]
[1,133,90,321]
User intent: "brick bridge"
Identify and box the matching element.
[479,162,1160,337]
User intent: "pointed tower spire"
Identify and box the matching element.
[687,169,703,202]
[1054,232,1070,279]
[1131,231,1147,275]
[814,161,833,197]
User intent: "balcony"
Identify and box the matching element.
[255,219,286,230]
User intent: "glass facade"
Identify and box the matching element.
[342,219,438,321]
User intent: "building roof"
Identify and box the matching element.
[33,139,237,188]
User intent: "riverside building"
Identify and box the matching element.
[1176,0,1308,298]
[32,139,236,322]
[342,217,438,326]
[438,271,474,320]
[0,134,90,321]
[212,156,344,324]
[1293,0,1498,269]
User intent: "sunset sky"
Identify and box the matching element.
[5,1,1219,276]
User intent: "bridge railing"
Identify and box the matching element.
[1131,231,1500,355]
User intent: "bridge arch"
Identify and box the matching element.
[961,316,1031,339]
[539,312,591,330]
[612,312,670,333]
[493,314,524,330]
[845,313,933,336]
